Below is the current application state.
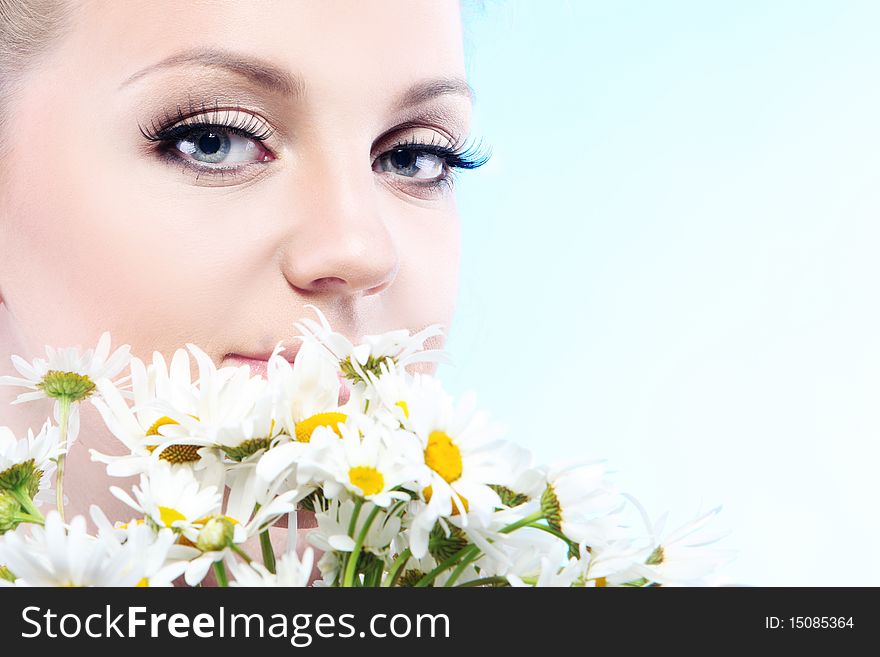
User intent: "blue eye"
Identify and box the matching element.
[140,102,492,190]
[139,105,276,177]
[173,127,271,165]
[372,139,492,191]
[375,148,446,180]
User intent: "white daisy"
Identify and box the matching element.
[254,413,362,498]
[249,340,351,497]
[539,461,628,548]
[565,534,653,587]
[0,331,131,405]
[0,420,63,499]
[109,462,222,541]
[88,508,187,587]
[629,504,736,586]
[89,349,222,486]
[137,344,285,515]
[299,422,425,507]
[402,376,530,557]
[151,343,281,462]
[0,332,131,448]
[0,512,173,587]
[293,305,450,386]
[267,338,346,440]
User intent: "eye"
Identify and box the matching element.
[174,127,272,166]
[374,148,445,181]
[138,105,277,182]
[371,136,493,195]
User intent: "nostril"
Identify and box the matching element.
[310,276,347,291]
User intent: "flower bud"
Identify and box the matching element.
[196,516,235,552]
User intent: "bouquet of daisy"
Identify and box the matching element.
[0,307,734,587]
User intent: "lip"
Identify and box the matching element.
[223,349,351,406]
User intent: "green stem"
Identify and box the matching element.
[415,545,477,587]
[445,548,480,587]
[526,522,578,550]
[259,530,276,574]
[339,498,364,585]
[364,559,384,587]
[213,560,229,587]
[499,510,544,534]
[347,498,364,534]
[12,512,44,526]
[55,397,72,522]
[455,576,509,587]
[342,503,382,587]
[9,485,44,522]
[382,548,412,587]
[232,544,253,564]
[384,500,407,524]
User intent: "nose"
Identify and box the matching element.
[279,153,399,298]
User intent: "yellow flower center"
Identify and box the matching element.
[136,578,149,587]
[295,412,347,443]
[145,416,203,463]
[348,466,385,497]
[423,485,469,515]
[148,443,202,464]
[158,506,186,527]
[146,416,179,436]
[424,431,462,483]
[395,400,409,418]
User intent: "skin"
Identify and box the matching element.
[0,0,471,573]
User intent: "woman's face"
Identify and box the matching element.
[0,0,471,373]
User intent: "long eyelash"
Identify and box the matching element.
[387,133,492,172]
[381,134,492,195]
[139,102,490,192]
[137,99,275,144]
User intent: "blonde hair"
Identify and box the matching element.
[1,1,479,156]
[0,0,76,156]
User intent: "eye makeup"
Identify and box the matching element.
[137,96,491,194]
[373,132,491,198]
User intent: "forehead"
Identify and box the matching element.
[69,0,467,104]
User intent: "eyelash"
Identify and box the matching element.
[138,103,491,192]
[381,133,492,193]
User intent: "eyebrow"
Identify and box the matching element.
[119,47,475,108]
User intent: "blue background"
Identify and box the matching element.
[441,0,880,586]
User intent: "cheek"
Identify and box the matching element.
[0,71,283,358]
[386,205,461,336]
[0,125,251,356]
